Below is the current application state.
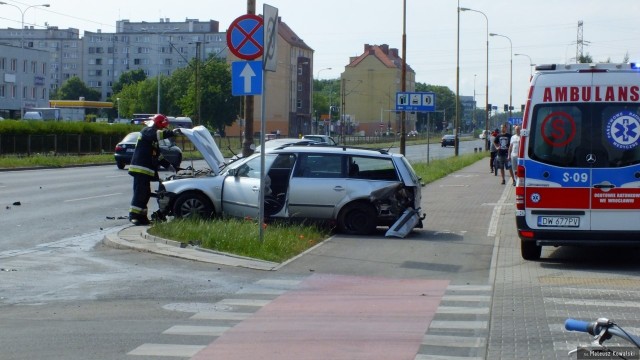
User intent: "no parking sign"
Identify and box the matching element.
[226,14,264,60]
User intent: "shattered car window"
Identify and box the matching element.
[349,156,399,181]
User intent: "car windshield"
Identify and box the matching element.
[122,132,140,142]
[222,153,278,175]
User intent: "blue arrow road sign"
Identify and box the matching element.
[232,61,263,96]
[508,117,523,125]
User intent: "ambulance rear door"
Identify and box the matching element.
[588,70,640,231]
[524,71,593,231]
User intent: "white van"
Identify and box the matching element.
[23,111,43,120]
[516,63,640,260]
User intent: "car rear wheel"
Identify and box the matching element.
[337,202,377,235]
[116,161,126,170]
[521,239,542,260]
[172,192,214,219]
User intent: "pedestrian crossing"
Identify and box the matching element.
[126,280,493,359]
[415,284,491,360]
[127,278,300,358]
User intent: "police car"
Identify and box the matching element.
[515,63,640,260]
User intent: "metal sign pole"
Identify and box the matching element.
[259,4,279,242]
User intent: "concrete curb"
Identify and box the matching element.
[102,225,280,271]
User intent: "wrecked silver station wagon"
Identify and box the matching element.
[155,126,425,236]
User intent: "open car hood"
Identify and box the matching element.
[179,126,226,175]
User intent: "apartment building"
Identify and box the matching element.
[340,44,416,136]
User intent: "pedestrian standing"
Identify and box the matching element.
[128,114,180,225]
[494,123,512,185]
[508,125,521,186]
[489,128,499,175]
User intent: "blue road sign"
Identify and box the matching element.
[227,14,264,60]
[232,61,263,96]
[508,117,523,125]
[395,92,435,112]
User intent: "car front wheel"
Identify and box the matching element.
[172,192,214,219]
[337,202,377,235]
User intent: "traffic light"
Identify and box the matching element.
[521,104,525,112]
[487,103,492,112]
[504,104,509,112]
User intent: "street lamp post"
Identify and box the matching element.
[141,27,179,114]
[315,67,331,134]
[514,53,534,77]
[117,97,121,121]
[490,32,513,119]
[460,7,489,150]
[473,74,477,129]
[0,2,50,119]
[455,2,461,156]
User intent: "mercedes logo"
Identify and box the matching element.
[586,153,596,164]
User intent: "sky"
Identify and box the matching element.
[1,0,639,113]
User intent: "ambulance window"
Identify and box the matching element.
[599,105,640,167]
[529,105,584,167]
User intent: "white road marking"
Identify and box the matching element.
[64,193,122,202]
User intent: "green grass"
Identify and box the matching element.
[148,218,330,263]
[0,153,117,168]
[413,151,487,184]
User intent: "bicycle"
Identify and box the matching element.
[565,318,640,359]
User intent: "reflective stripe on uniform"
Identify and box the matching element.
[128,164,155,177]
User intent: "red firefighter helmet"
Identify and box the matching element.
[152,114,169,128]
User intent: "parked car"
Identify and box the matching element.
[155,126,424,236]
[441,134,456,147]
[229,138,324,161]
[114,131,182,170]
[301,134,338,146]
[23,111,43,120]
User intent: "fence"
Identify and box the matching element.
[0,134,124,155]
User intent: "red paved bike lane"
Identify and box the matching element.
[192,274,449,360]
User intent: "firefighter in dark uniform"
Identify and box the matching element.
[128,114,180,225]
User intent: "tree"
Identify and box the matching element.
[51,76,101,101]
[175,57,239,132]
[111,69,147,94]
[578,53,593,63]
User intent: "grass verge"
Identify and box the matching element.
[148,218,330,263]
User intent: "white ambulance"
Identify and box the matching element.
[515,63,640,260]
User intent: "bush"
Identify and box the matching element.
[0,120,141,136]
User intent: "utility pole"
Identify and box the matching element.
[576,20,584,62]
[400,0,407,155]
[242,0,256,157]
[195,41,201,126]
